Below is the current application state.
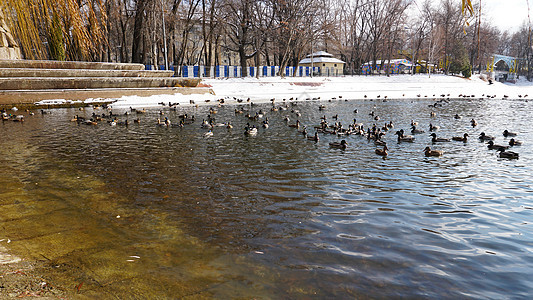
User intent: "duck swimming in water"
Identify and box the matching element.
[396,130,415,142]
[430,133,450,143]
[244,124,258,136]
[375,145,388,157]
[452,133,469,142]
[424,146,443,157]
[288,120,300,129]
[498,148,519,159]
[509,138,522,146]
[329,140,347,149]
[429,123,440,131]
[479,132,495,141]
[487,141,509,150]
[307,131,319,142]
[411,125,425,134]
[503,130,517,137]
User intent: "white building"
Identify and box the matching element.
[299,51,345,76]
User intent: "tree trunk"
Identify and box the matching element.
[132,0,149,63]
[239,44,248,77]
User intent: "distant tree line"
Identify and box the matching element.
[1,0,532,78]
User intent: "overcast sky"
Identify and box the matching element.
[483,0,530,32]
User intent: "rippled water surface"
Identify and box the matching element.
[1,97,533,298]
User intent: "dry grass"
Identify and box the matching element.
[1,0,107,61]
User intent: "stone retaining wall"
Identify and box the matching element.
[0,10,22,60]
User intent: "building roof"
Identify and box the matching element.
[299,57,345,64]
[306,51,333,58]
[362,59,412,67]
[299,51,345,64]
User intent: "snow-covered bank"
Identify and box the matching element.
[109,74,533,109]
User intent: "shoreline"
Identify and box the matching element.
[1,74,531,111]
[109,74,533,109]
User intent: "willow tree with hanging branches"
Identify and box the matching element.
[461,0,474,16]
[0,0,107,61]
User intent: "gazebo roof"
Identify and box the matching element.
[299,57,345,64]
[306,51,333,58]
[299,51,345,64]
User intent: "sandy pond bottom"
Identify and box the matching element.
[1,96,533,298]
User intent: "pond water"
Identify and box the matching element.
[1,97,533,298]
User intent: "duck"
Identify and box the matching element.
[204,130,214,137]
[487,141,509,150]
[509,138,522,146]
[307,131,319,142]
[424,146,443,157]
[375,145,388,157]
[156,118,170,127]
[117,119,129,126]
[374,139,387,146]
[288,120,300,129]
[244,124,258,136]
[454,114,461,119]
[411,125,425,134]
[201,119,213,129]
[470,119,477,127]
[452,133,469,142]
[12,115,24,122]
[82,119,98,126]
[479,132,495,141]
[429,123,440,131]
[430,133,450,143]
[226,122,233,129]
[498,148,519,159]
[396,130,415,142]
[70,115,85,122]
[329,140,347,150]
[503,130,517,137]
[299,126,308,136]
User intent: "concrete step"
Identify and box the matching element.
[0,87,213,106]
[0,59,145,70]
[0,68,174,78]
[0,77,199,90]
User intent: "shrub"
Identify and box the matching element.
[462,65,472,78]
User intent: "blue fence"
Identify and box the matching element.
[145,65,324,78]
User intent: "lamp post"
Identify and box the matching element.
[311,37,313,78]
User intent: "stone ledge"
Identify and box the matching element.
[0,77,200,90]
[0,87,214,108]
[0,68,175,78]
[0,59,145,70]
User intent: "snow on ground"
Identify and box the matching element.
[109,74,533,109]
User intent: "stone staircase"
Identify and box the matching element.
[0,59,207,107]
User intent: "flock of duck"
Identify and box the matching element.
[1,94,525,160]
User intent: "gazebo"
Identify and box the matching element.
[299,51,345,76]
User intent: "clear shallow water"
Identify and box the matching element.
[1,97,533,298]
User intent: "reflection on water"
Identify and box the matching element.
[1,97,533,298]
